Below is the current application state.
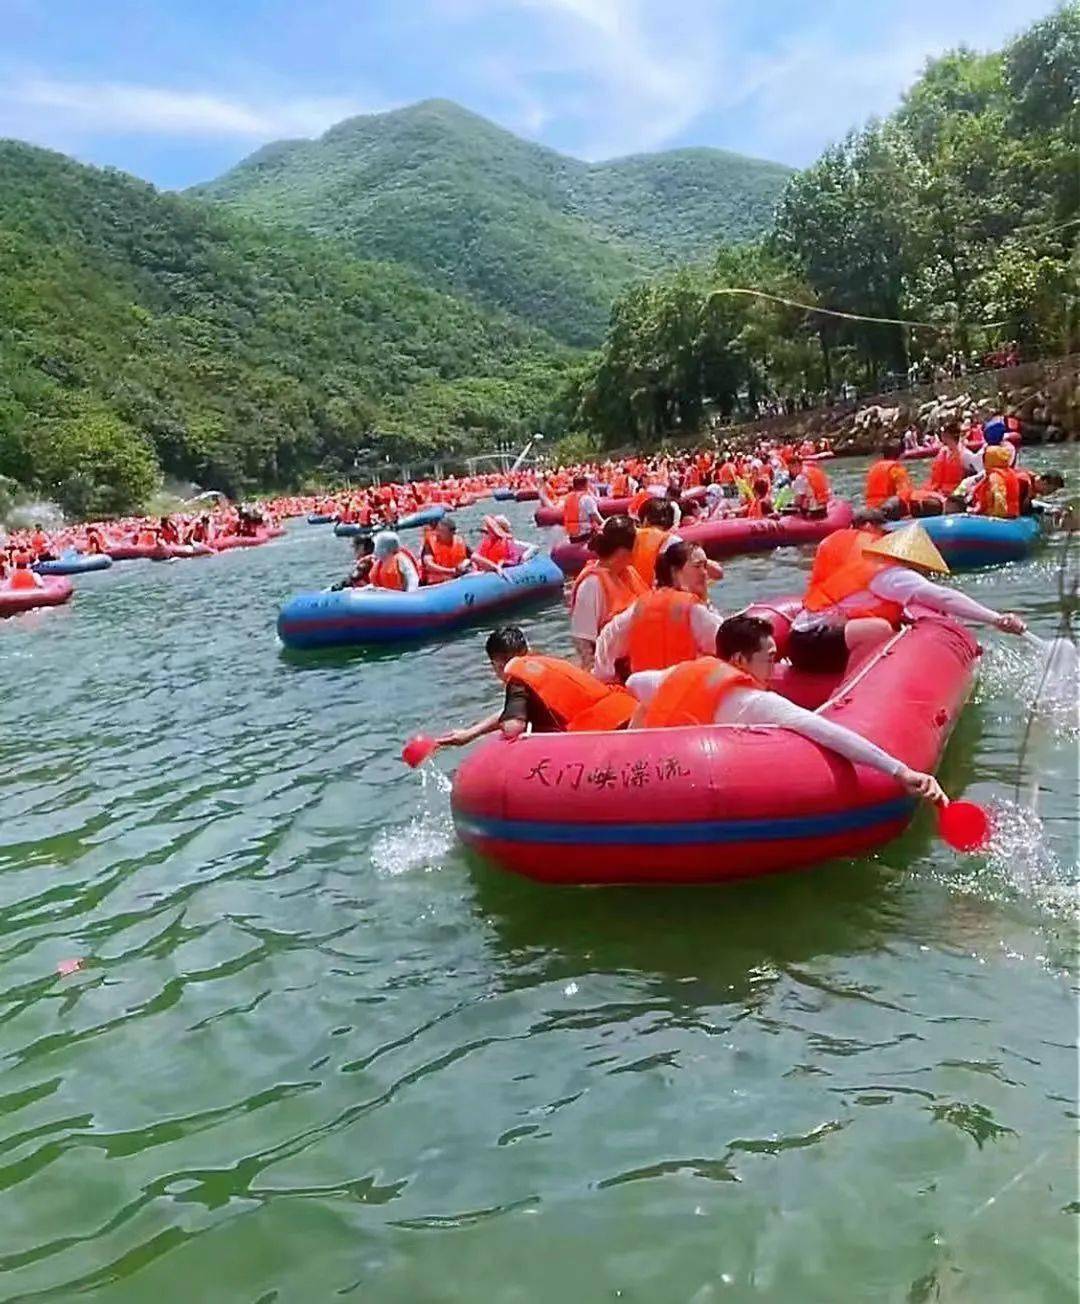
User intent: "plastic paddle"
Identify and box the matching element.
[402,734,438,768]
[938,800,993,852]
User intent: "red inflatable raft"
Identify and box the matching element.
[452,613,978,885]
[0,575,74,617]
[535,487,707,528]
[900,445,938,461]
[550,499,854,576]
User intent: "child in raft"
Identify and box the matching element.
[472,515,537,574]
[625,613,947,805]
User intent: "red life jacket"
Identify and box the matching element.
[626,589,702,673]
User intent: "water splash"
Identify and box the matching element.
[370,763,455,876]
[939,798,1077,921]
[975,638,1079,738]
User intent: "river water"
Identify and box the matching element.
[1,456,1076,1302]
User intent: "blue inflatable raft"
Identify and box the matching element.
[33,550,113,576]
[889,514,1042,570]
[334,505,447,538]
[307,513,336,525]
[492,487,516,501]
[277,555,565,649]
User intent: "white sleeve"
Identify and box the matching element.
[720,688,906,777]
[871,568,1000,624]
[581,495,602,522]
[625,669,667,704]
[593,605,634,681]
[689,603,722,653]
[399,556,421,592]
[569,574,603,641]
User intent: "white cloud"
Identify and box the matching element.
[448,0,722,158]
[2,78,382,140]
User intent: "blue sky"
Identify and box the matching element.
[0,0,1061,188]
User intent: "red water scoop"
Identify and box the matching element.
[938,800,993,852]
[402,734,438,769]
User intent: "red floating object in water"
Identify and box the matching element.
[938,800,992,852]
[402,734,437,769]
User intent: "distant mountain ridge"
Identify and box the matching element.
[192,99,792,345]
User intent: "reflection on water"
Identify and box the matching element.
[0,455,1076,1301]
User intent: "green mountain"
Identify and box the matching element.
[192,99,792,345]
[0,140,572,514]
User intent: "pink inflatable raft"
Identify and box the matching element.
[0,575,74,617]
[451,610,979,885]
[551,499,854,576]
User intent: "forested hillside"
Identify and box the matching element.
[0,142,571,515]
[192,99,791,345]
[570,6,1079,446]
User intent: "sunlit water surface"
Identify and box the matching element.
[1,455,1076,1302]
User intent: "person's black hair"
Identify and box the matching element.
[716,614,772,661]
[940,421,961,442]
[1040,471,1065,490]
[353,535,374,555]
[654,539,698,588]
[572,475,588,490]
[881,438,903,460]
[910,496,943,517]
[486,625,528,660]
[879,496,906,521]
[439,516,457,532]
[592,514,636,557]
[640,497,675,529]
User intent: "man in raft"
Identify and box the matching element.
[865,440,914,514]
[421,517,474,585]
[787,522,1027,675]
[434,626,636,749]
[626,614,946,804]
[561,475,604,544]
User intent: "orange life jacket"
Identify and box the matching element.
[803,464,831,506]
[629,526,668,587]
[626,589,702,673]
[476,534,512,564]
[136,530,157,547]
[563,491,584,537]
[370,548,418,591]
[640,657,757,728]
[802,529,904,624]
[745,496,765,520]
[29,531,47,555]
[972,467,1021,519]
[424,535,468,583]
[927,447,965,494]
[629,489,652,520]
[611,473,630,498]
[865,460,911,509]
[8,566,43,590]
[504,655,636,732]
[570,561,649,633]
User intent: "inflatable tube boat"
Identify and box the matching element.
[535,488,709,529]
[33,550,112,576]
[308,513,336,525]
[550,499,854,577]
[900,446,938,460]
[0,575,74,617]
[492,488,517,501]
[277,554,565,650]
[452,614,978,884]
[889,513,1042,570]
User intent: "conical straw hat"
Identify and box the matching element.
[864,523,950,575]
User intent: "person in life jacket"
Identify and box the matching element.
[788,521,1028,675]
[368,531,421,591]
[970,446,1021,518]
[562,475,604,543]
[6,547,45,589]
[433,625,637,751]
[743,476,773,519]
[1016,469,1066,517]
[473,515,537,574]
[865,440,913,513]
[790,457,831,516]
[569,515,648,671]
[595,539,723,681]
[629,497,677,586]
[330,536,376,590]
[29,525,50,558]
[625,614,947,803]
[421,517,473,585]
